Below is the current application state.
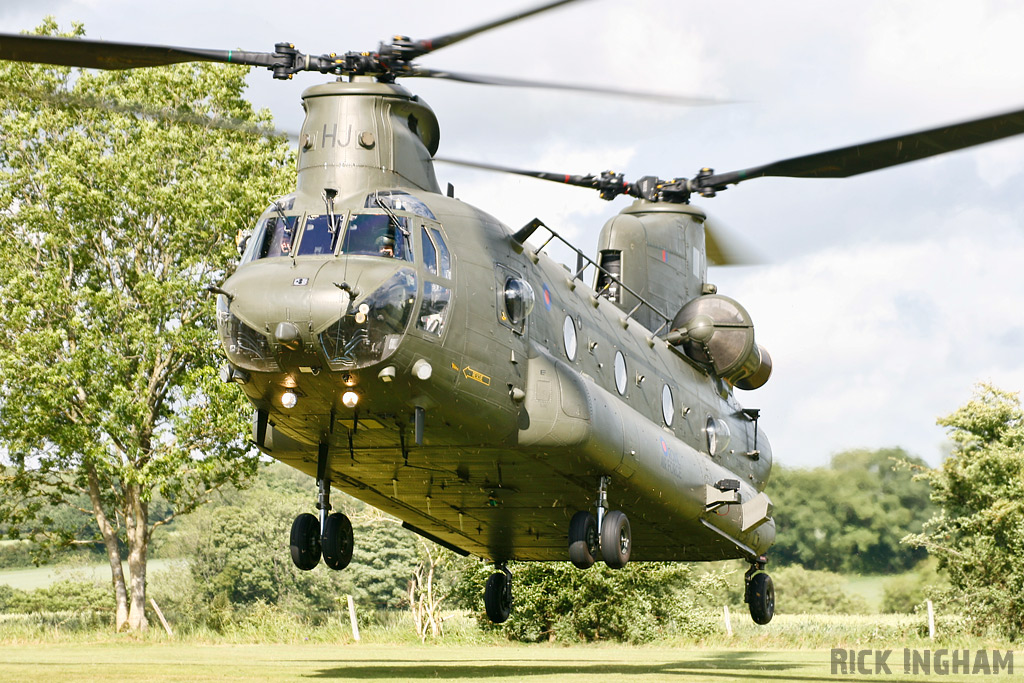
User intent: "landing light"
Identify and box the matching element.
[342,391,360,408]
[412,359,433,380]
[281,390,298,409]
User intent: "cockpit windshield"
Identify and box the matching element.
[296,214,341,256]
[341,213,413,261]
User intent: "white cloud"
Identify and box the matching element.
[722,214,1024,466]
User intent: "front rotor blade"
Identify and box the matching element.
[408,66,729,105]
[8,84,293,138]
[699,105,1024,191]
[0,32,275,70]
[410,0,584,57]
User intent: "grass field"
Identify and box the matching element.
[0,559,182,591]
[0,641,1016,682]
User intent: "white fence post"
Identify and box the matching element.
[723,605,733,637]
[347,594,361,642]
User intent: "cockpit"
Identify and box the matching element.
[241,190,434,264]
[220,190,453,375]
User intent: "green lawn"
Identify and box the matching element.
[0,642,1015,682]
[0,558,183,591]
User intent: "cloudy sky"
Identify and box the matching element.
[4,0,1024,468]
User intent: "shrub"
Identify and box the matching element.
[771,566,869,615]
[449,559,723,644]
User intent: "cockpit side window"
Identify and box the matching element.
[341,213,413,261]
[256,215,298,259]
[430,227,451,279]
[422,227,438,276]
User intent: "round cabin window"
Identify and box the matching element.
[614,351,627,395]
[662,385,674,426]
[563,315,577,361]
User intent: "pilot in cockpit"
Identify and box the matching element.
[376,234,396,258]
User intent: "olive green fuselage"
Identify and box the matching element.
[218,79,775,563]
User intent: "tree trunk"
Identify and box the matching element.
[86,463,129,631]
[125,483,149,631]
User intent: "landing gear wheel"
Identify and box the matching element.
[484,571,513,624]
[568,511,599,569]
[747,572,775,625]
[290,512,321,571]
[322,512,354,570]
[600,509,631,569]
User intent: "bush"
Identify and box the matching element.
[881,560,946,614]
[449,559,723,644]
[771,566,869,615]
[1,579,110,615]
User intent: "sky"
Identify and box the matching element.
[3,0,1024,468]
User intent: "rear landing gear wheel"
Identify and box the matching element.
[600,509,631,569]
[747,571,775,625]
[484,568,513,624]
[290,512,321,571]
[568,511,599,569]
[322,512,354,570]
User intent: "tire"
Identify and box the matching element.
[568,511,598,569]
[748,572,775,625]
[600,509,631,569]
[290,512,322,571]
[322,512,354,570]
[483,572,512,624]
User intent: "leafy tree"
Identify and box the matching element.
[768,448,933,573]
[449,560,722,643]
[343,510,419,611]
[165,462,423,623]
[0,21,295,630]
[906,384,1024,638]
[173,476,344,618]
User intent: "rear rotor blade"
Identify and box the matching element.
[408,66,729,105]
[704,216,764,266]
[436,157,593,187]
[698,105,1024,192]
[0,32,275,70]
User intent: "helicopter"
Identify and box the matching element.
[4,0,1024,628]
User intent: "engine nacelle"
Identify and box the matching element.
[668,294,772,390]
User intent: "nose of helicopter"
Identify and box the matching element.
[217,256,418,373]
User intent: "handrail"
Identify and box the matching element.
[511,218,674,335]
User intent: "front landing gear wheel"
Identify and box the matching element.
[747,572,775,625]
[290,513,321,571]
[322,512,354,570]
[484,570,513,623]
[600,509,631,569]
[568,511,599,569]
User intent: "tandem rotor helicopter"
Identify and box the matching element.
[4,0,1024,627]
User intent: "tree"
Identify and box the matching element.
[172,474,345,620]
[164,463,425,626]
[906,384,1024,638]
[0,21,295,631]
[768,448,933,573]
